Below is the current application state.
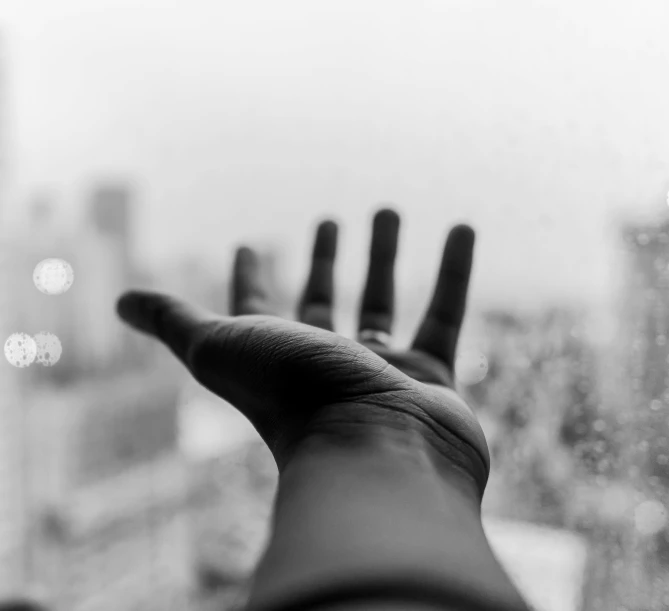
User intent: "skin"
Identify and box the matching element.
[0,603,48,611]
[116,208,489,494]
[117,207,529,611]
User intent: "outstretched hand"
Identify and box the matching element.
[116,208,490,498]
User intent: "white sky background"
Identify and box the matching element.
[2,0,669,312]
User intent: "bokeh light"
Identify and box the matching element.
[455,350,489,385]
[33,331,63,366]
[634,500,667,535]
[4,332,37,368]
[33,258,75,295]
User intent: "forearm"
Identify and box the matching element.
[244,423,530,611]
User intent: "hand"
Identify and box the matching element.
[116,208,490,497]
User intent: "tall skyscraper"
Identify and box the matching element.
[26,367,194,610]
[88,186,131,246]
[615,215,669,608]
[0,35,7,216]
[0,246,29,596]
[0,32,30,597]
[619,218,669,485]
[72,184,136,371]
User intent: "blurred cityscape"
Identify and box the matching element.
[0,35,668,611]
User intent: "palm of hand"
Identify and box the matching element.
[117,208,489,489]
[188,312,485,487]
[369,343,455,387]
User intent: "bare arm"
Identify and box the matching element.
[244,420,530,611]
[116,209,532,611]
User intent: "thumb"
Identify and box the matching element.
[117,290,270,436]
[116,289,225,367]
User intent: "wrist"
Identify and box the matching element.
[247,429,527,611]
[280,398,488,502]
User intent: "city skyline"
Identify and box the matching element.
[3,4,669,609]
[1,0,669,313]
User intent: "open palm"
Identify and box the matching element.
[117,208,489,494]
[292,209,465,389]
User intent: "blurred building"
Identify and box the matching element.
[154,256,222,313]
[8,196,79,384]
[615,216,669,608]
[24,365,196,611]
[0,35,32,597]
[70,184,140,372]
[0,238,30,597]
[619,219,669,485]
[8,184,156,387]
[0,35,7,215]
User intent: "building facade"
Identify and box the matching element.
[0,34,31,598]
[0,239,30,597]
[25,366,196,611]
[614,218,669,608]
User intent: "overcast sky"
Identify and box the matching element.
[2,0,669,312]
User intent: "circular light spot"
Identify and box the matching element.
[634,500,667,535]
[33,331,62,366]
[4,333,37,368]
[455,350,489,385]
[33,258,74,295]
[593,419,607,432]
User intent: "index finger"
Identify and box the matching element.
[232,246,274,315]
[116,290,220,364]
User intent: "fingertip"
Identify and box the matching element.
[314,220,338,258]
[116,289,172,334]
[235,245,257,265]
[116,290,145,321]
[450,224,476,244]
[318,219,338,232]
[318,219,339,242]
[374,206,400,228]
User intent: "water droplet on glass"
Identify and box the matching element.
[455,351,489,385]
[33,258,74,295]
[634,500,667,535]
[4,333,37,368]
[33,331,62,366]
[651,400,663,411]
